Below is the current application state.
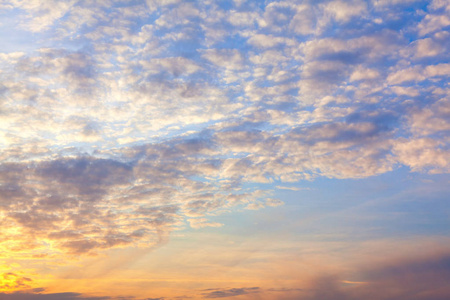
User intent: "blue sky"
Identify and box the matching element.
[0,0,449,299]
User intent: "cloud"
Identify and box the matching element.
[10,0,76,32]
[201,287,260,298]
[408,97,450,135]
[0,0,449,297]
[201,49,245,71]
[297,252,450,300]
[393,138,450,174]
[288,3,317,35]
[188,218,224,229]
[414,37,445,57]
[417,8,450,36]
[322,0,367,23]
[349,67,380,82]
[0,291,111,300]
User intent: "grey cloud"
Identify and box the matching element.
[36,157,133,199]
[288,4,317,35]
[263,2,297,33]
[16,50,98,92]
[0,292,111,300]
[185,198,224,217]
[252,252,450,300]
[201,49,245,71]
[213,108,397,181]
[39,157,133,184]
[0,134,265,256]
[201,287,260,298]
[267,287,303,292]
[301,254,450,300]
[0,289,168,300]
[0,154,176,255]
[215,129,272,153]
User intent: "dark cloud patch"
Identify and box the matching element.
[61,52,97,90]
[185,198,223,217]
[362,253,450,290]
[9,210,61,230]
[13,49,99,100]
[0,154,182,255]
[267,288,303,292]
[0,290,167,300]
[37,157,133,192]
[294,253,450,300]
[137,205,180,227]
[215,129,268,151]
[61,239,102,255]
[0,183,32,208]
[317,50,363,65]
[0,292,111,300]
[0,163,35,208]
[0,134,263,256]
[81,122,101,138]
[201,287,260,298]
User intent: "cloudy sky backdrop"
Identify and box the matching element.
[0,0,449,299]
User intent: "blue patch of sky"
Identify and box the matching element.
[0,9,45,53]
[133,12,161,33]
[215,0,234,11]
[215,168,449,239]
[202,171,443,239]
[267,100,300,113]
[415,54,450,69]
[211,33,251,51]
[160,34,205,59]
[249,0,268,12]
[382,13,423,36]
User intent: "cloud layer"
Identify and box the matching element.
[0,0,449,298]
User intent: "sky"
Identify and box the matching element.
[0,0,449,299]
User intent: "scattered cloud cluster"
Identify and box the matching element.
[0,0,449,298]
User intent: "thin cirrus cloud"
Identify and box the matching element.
[0,0,449,299]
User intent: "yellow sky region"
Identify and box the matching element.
[2,230,450,299]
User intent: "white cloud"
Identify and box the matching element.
[387,66,425,85]
[408,97,450,135]
[201,48,245,70]
[414,37,444,57]
[417,14,450,36]
[188,218,224,229]
[349,67,380,82]
[288,4,317,35]
[425,63,450,77]
[322,0,367,23]
[393,138,450,173]
[11,0,77,32]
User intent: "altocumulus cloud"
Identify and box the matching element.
[0,0,449,297]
